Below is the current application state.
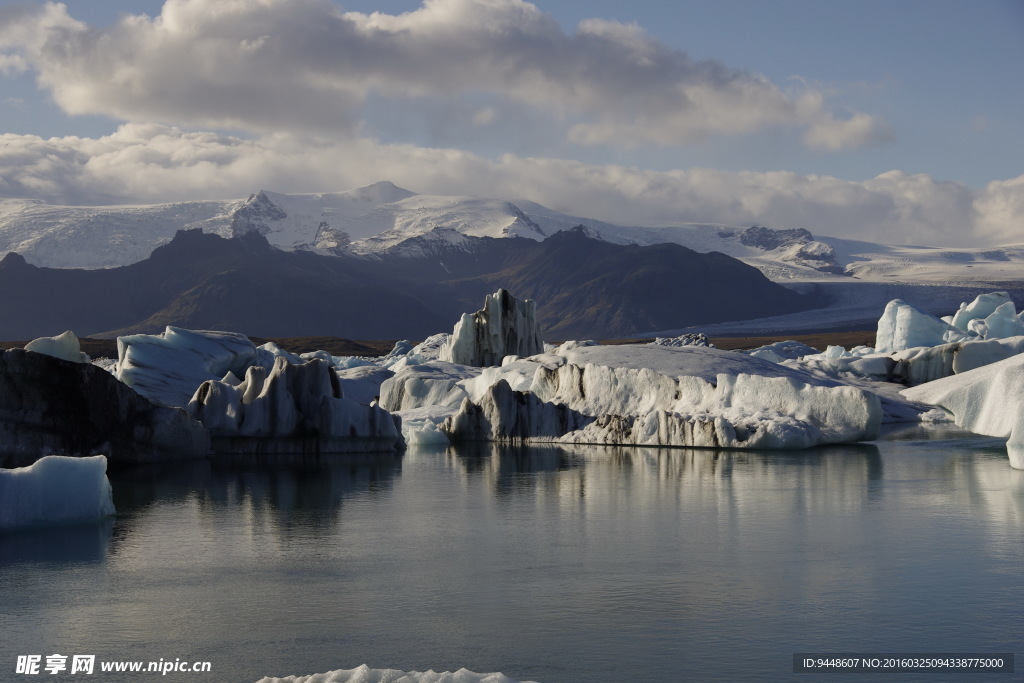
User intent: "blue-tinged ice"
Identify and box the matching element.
[116,326,257,407]
[0,455,115,531]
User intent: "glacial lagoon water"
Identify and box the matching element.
[2,426,1023,682]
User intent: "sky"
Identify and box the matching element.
[0,0,1021,246]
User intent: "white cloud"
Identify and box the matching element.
[0,124,1017,247]
[0,0,886,150]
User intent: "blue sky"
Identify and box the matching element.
[0,0,1021,245]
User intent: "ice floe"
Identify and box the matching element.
[0,455,115,531]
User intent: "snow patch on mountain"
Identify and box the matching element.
[3,182,1024,287]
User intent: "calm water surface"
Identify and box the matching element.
[2,426,1023,682]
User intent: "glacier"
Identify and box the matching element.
[0,455,115,531]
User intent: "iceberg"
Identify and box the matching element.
[0,455,115,531]
[254,664,537,683]
[379,362,480,412]
[0,347,210,467]
[116,326,257,407]
[651,333,714,348]
[980,301,1024,339]
[747,340,819,363]
[24,330,89,363]
[875,299,966,353]
[188,357,404,452]
[439,289,543,367]
[442,345,882,450]
[950,291,1013,332]
[335,365,395,406]
[902,353,1024,469]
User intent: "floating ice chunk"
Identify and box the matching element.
[886,336,1024,385]
[461,354,566,403]
[981,301,1024,339]
[875,299,966,353]
[902,352,1024,468]
[116,327,257,407]
[747,340,819,363]
[255,342,303,371]
[950,291,1013,332]
[395,405,461,443]
[0,348,210,466]
[379,362,480,412]
[0,455,115,531]
[24,330,89,363]
[404,419,451,446]
[377,334,451,369]
[651,333,714,348]
[189,357,403,452]
[255,663,538,683]
[410,333,450,362]
[439,289,543,367]
[335,365,395,406]
[444,345,881,449]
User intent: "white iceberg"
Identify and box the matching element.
[902,353,1024,469]
[335,365,395,406]
[950,291,1013,332]
[116,326,257,407]
[439,289,543,367]
[979,301,1024,339]
[443,344,882,450]
[24,330,90,363]
[747,340,819,363]
[379,362,480,412]
[875,299,966,353]
[0,455,115,531]
[189,357,404,452]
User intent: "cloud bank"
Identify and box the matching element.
[0,0,1017,246]
[0,124,1017,246]
[1,0,887,149]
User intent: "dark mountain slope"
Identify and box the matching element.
[372,228,810,339]
[0,230,448,339]
[0,228,813,341]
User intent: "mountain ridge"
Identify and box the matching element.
[0,229,812,341]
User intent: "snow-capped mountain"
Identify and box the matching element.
[2,181,1023,284]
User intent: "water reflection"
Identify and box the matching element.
[0,519,114,565]
[3,436,1024,683]
[106,451,403,558]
